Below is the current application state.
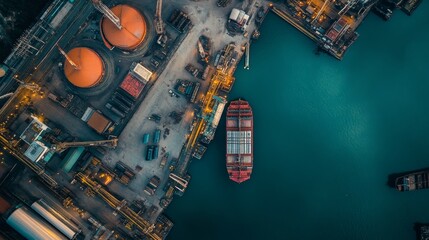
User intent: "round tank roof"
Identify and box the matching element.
[63,47,104,88]
[101,5,147,50]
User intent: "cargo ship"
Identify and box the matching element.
[395,170,429,191]
[226,99,253,183]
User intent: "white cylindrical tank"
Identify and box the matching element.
[229,8,240,21]
[6,206,67,240]
[31,199,80,239]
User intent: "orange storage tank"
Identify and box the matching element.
[101,5,147,50]
[63,47,104,88]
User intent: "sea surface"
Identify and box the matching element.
[166,3,429,240]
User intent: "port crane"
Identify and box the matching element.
[52,138,118,152]
[57,45,80,70]
[154,0,165,35]
[311,0,330,25]
[91,0,122,29]
[0,82,41,100]
[338,0,358,16]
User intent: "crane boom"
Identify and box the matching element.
[154,0,164,34]
[52,138,118,152]
[57,45,80,70]
[0,92,14,100]
[91,0,122,30]
[311,0,330,25]
[338,0,358,16]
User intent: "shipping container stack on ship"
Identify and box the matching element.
[225,99,253,183]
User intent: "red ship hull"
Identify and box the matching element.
[226,99,253,183]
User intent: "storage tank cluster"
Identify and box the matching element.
[4,199,80,240]
[62,4,147,89]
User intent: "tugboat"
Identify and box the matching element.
[226,99,253,183]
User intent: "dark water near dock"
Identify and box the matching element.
[166,3,429,240]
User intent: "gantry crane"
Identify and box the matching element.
[154,0,164,35]
[52,138,118,152]
[91,0,122,29]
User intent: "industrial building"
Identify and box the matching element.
[6,205,68,240]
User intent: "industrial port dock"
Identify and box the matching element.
[0,0,423,239]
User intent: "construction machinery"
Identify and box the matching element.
[91,0,122,29]
[52,138,118,152]
[154,0,164,35]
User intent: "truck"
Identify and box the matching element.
[144,176,161,196]
[160,153,169,168]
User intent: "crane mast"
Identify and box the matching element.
[91,0,122,30]
[154,0,164,35]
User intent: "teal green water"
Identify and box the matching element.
[166,4,429,240]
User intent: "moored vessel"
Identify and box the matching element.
[226,99,253,183]
[395,171,429,191]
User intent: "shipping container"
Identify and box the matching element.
[146,147,154,160]
[153,129,161,144]
[143,134,150,144]
[153,146,159,159]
